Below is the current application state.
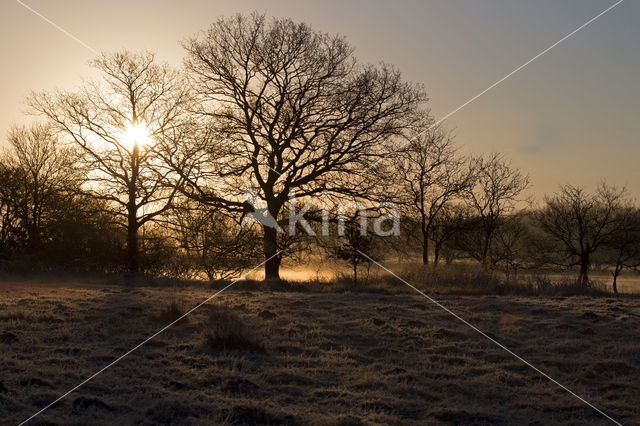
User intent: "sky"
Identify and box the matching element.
[0,0,638,198]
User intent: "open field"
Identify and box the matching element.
[1,280,639,425]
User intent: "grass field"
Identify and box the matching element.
[0,280,639,425]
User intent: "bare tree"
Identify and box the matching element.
[30,51,191,273]
[535,183,627,286]
[463,154,529,269]
[489,212,535,281]
[319,211,378,287]
[599,206,640,293]
[0,123,76,252]
[394,121,474,265]
[180,13,425,280]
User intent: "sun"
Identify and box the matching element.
[122,122,152,149]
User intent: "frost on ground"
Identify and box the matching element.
[0,282,638,425]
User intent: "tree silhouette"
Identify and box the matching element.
[181,13,425,280]
[603,206,640,293]
[0,123,75,253]
[536,184,627,285]
[463,154,529,269]
[30,51,191,273]
[393,120,473,265]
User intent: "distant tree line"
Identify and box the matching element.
[1,13,638,291]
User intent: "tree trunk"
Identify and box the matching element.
[422,237,429,265]
[612,264,622,294]
[421,222,429,265]
[353,261,358,287]
[433,242,441,268]
[127,145,140,273]
[481,240,490,270]
[26,222,40,252]
[263,225,281,281]
[578,253,590,286]
[126,211,139,273]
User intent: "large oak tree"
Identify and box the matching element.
[181,13,425,279]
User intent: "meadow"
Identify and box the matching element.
[1,276,638,425]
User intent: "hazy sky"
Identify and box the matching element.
[1,0,638,197]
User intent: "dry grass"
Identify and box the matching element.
[0,280,638,425]
[222,267,614,298]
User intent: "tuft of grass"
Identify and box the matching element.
[203,306,264,352]
[158,299,188,324]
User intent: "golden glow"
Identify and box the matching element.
[122,122,152,149]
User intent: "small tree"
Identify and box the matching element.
[329,217,375,287]
[393,121,474,265]
[463,154,529,269]
[489,212,535,281]
[535,183,628,286]
[4,124,75,251]
[0,123,76,253]
[601,206,640,293]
